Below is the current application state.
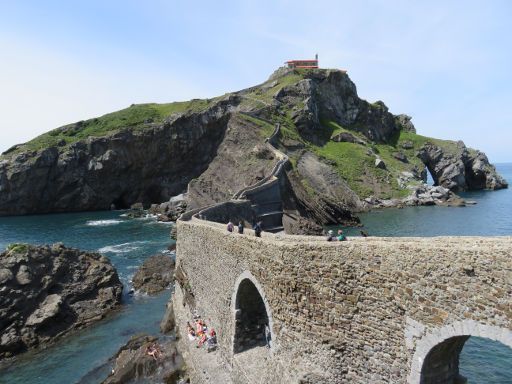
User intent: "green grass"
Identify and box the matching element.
[4,99,214,155]
[313,141,375,197]
[6,243,29,254]
[398,131,462,156]
[239,114,275,138]
[300,178,316,197]
[240,70,305,107]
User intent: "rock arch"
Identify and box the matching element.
[231,271,274,354]
[409,320,512,384]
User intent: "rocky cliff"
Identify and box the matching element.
[0,243,122,359]
[0,67,507,228]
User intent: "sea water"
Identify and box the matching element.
[343,163,512,384]
[0,211,175,384]
[0,166,511,383]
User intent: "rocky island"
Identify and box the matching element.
[0,67,507,232]
[0,243,122,360]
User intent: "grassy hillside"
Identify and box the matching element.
[3,99,213,155]
[272,115,462,199]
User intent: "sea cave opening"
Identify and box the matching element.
[426,166,435,186]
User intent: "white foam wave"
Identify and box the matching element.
[86,219,123,227]
[144,220,174,226]
[98,241,149,254]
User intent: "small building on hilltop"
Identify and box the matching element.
[285,54,319,69]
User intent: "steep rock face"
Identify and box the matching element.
[418,142,508,191]
[275,69,400,144]
[102,335,183,384]
[187,114,277,210]
[132,254,175,295]
[291,152,363,224]
[0,98,237,216]
[0,243,122,359]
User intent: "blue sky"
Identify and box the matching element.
[0,0,511,161]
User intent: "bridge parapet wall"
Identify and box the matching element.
[175,218,512,383]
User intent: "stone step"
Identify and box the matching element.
[257,210,283,218]
[264,226,284,233]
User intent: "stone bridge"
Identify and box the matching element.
[173,216,512,384]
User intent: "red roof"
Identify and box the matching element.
[285,60,318,63]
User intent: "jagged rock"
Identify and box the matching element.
[170,226,177,241]
[418,142,508,191]
[395,114,416,133]
[289,152,362,227]
[467,150,508,190]
[25,294,63,326]
[149,193,188,222]
[0,97,237,216]
[102,334,183,384]
[282,214,325,236]
[132,255,175,295]
[330,132,366,145]
[274,70,401,144]
[0,244,122,360]
[375,158,387,170]
[392,152,408,163]
[160,303,176,334]
[401,140,414,150]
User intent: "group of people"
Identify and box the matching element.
[227,220,263,237]
[186,317,217,353]
[326,229,347,242]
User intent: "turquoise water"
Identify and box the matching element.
[346,163,512,383]
[0,211,175,384]
[0,165,510,383]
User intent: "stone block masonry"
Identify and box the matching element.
[174,218,512,383]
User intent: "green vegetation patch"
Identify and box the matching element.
[398,131,462,157]
[6,243,29,254]
[240,70,304,107]
[5,99,214,155]
[313,141,376,197]
[239,114,275,138]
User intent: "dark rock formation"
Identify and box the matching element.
[132,254,175,295]
[186,114,277,210]
[149,193,188,222]
[0,243,122,359]
[274,70,401,144]
[395,114,416,133]
[418,142,508,191]
[285,152,362,227]
[0,97,236,216]
[102,334,184,384]
[375,158,387,170]
[392,152,408,163]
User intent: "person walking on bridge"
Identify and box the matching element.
[253,221,262,237]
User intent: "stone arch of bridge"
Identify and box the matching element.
[231,270,275,354]
[408,320,512,384]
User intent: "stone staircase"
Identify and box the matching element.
[232,116,288,233]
